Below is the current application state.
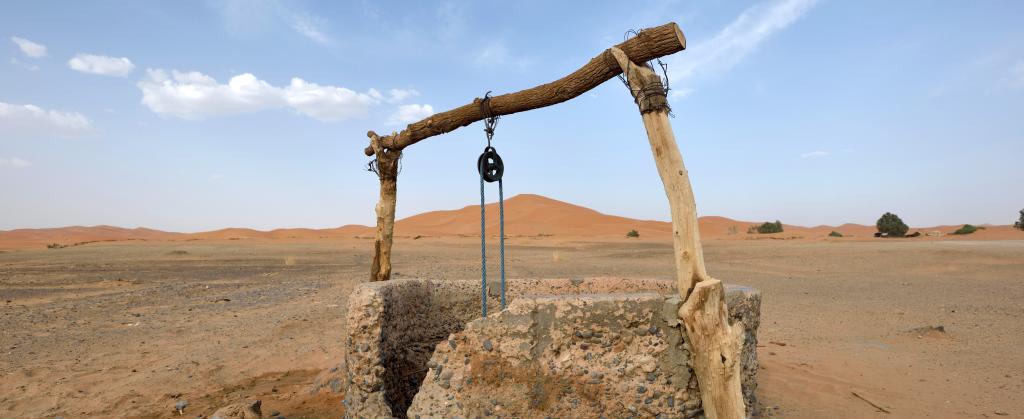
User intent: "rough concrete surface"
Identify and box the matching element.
[343,277,759,418]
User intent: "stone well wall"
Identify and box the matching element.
[343,278,759,418]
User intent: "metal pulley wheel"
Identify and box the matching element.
[477,146,504,183]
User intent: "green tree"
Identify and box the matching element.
[876,212,909,237]
[828,231,843,237]
[757,220,784,234]
[952,224,978,235]
[626,229,640,238]
[1015,209,1024,231]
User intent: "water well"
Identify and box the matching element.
[342,278,760,418]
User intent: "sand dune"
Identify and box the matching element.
[0,194,1019,249]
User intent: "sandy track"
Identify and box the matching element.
[1,238,1022,417]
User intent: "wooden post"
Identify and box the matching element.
[610,47,746,419]
[368,131,401,282]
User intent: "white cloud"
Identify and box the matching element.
[669,88,694,99]
[0,157,32,169]
[285,78,379,121]
[138,70,285,119]
[0,101,91,138]
[291,14,330,45]
[10,36,47,58]
[137,69,387,122]
[68,54,135,77]
[389,104,434,124]
[387,88,420,103]
[800,150,830,159]
[669,0,817,90]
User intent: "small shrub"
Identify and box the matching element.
[727,225,738,235]
[828,231,843,237]
[46,243,64,249]
[756,220,784,234]
[952,224,978,235]
[1015,209,1024,231]
[906,231,921,237]
[876,212,909,237]
[626,229,640,238]
[746,225,758,234]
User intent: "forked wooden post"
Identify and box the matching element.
[368,131,401,282]
[610,47,746,419]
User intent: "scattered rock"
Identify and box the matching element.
[904,325,948,339]
[174,400,189,414]
[210,400,261,419]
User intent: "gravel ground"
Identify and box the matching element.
[1,237,1022,417]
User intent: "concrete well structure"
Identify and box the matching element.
[343,278,760,418]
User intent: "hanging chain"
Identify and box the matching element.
[480,91,500,147]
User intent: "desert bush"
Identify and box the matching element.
[626,229,640,238]
[756,220,784,234]
[952,224,978,235]
[876,212,908,237]
[1015,209,1024,231]
[906,231,921,237]
[828,231,843,237]
[46,243,64,249]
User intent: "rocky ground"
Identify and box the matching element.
[1,237,1022,417]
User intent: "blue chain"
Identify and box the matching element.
[480,171,487,317]
[498,178,505,310]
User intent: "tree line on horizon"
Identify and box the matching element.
[739,208,1024,238]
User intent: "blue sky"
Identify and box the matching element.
[1,0,1022,231]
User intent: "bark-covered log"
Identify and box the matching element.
[364,22,685,156]
[369,133,401,282]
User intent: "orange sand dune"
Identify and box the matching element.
[392,194,672,237]
[1,194,1019,249]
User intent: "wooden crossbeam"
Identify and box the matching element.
[363,22,685,156]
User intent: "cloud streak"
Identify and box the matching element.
[0,157,32,169]
[0,101,91,138]
[10,36,47,58]
[669,0,817,95]
[1010,60,1024,89]
[68,54,136,77]
[291,14,331,45]
[800,150,830,159]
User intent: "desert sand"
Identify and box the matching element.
[1,196,1022,417]
[1,195,1019,251]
